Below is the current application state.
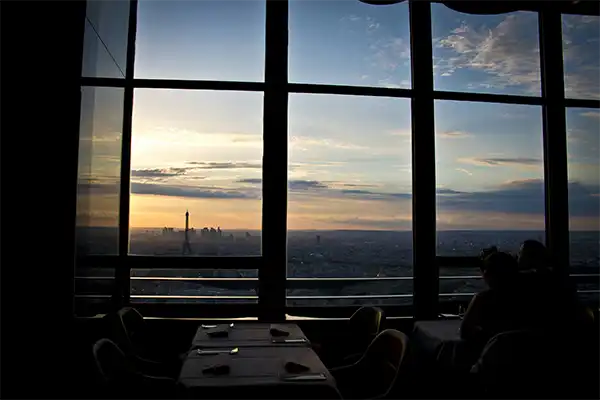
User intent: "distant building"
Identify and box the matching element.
[182,210,192,255]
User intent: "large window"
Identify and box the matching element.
[76,0,600,318]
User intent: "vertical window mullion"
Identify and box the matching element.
[117,0,139,306]
[409,0,438,320]
[260,0,288,321]
[539,9,570,278]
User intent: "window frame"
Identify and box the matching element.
[77,0,600,320]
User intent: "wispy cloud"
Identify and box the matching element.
[435,13,541,94]
[580,111,600,119]
[237,178,262,184]
[131,182,255,199]
[186,162,262,170]
[562,15,600,99]
[458,157,542,168]
[438,130,471,139]
[290,136,366,151]
[131,168,187,178]
[455,168,473,176]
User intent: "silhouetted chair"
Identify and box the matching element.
[109,307,183,378]
[331,329,411,399]
[93,338,180,399]
[470,329,569,398]
[317,306,386,367]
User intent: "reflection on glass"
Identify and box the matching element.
[435,101,545,259]
[431,4,540,96]
[289,0,410,88]
[287,94,412,306]
[76,87,124,255]
[130,269,258,304]
[135,0,265,81]
[566,108,600,300]
[130,89,263,256]
[562,15,600,100]
[82,0,130,78]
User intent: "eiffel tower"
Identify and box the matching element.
[182,209,193,255]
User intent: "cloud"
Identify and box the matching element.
[341,183,379,188]
[131,168,187,178]
[131,183,254,199]
[562,15,600,99]
[437,179,599,217]
[580,111,600,119]
[455,168,473,176]
[338,189,412,201]
[436,188,464,195]
[289,180,327,190]
[435,13,541,93]
[237,178,262,184]
[290,136,366,151]
[186,162,262,170]
[438,130,471,139]
[458,157,542,167]
[370,36,410,72]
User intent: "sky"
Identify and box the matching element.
[79,0,599,232]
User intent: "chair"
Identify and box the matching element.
[470,329,567,398]
[109,307,183,378]
[331,329,411,399]
[93,338,179,399]
[318,306,386,367]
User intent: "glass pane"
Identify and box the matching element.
[287,94,412,306]
[130,89,263,256]
[563,15,600,100]
[431,4,540,96]
[289,0,411,88]
[130,268,258,304]
[566,108,600,280]
[76,87,124,255]
[436,101,545,300]
[135,0,265,81]
[82,0,130,78]
[436,101,545,259]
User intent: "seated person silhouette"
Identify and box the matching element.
[460,252,522,345]
[517,240,591,331]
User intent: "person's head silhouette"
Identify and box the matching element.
[518,240,550,272]
[481,251,518,290]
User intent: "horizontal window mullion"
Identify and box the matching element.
[433,90,543,106]
[288,83,413,98]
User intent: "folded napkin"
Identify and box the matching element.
[270,327,290,337]
[285,361,310,374]
[207,329,229,338]
[202,364,230,375]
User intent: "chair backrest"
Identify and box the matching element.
[349,306,385,349]
[93,338,134,385]
[355,329,410,399]
[471,329,559,397]
[93,338,178,399]
[113,307,145,355]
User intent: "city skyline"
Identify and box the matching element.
[80,1,599,232]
